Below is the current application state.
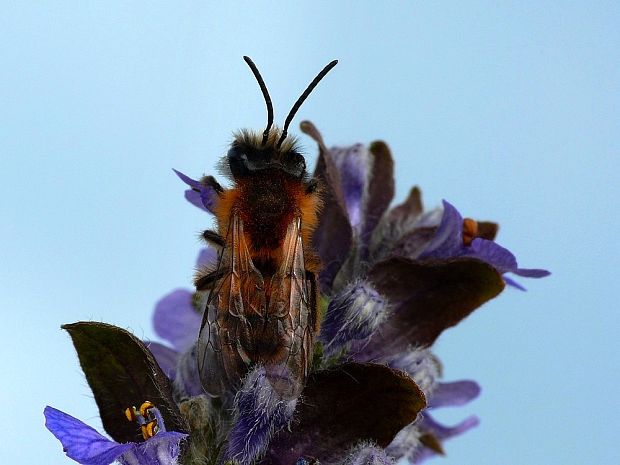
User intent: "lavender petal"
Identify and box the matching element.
[173,169,218,213]
[153,289,201,353]
[503,275,527,291]
[184,189,209,212]
[465,238,518,274]
[429,381,481,408]
[44,406,133,465]
[513,267,551,278]
[195,247,218,269]
[419,200,464,259]
[173,168,202,190]
[146,342,179,381]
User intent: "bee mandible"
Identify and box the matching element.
[195,56,338,399]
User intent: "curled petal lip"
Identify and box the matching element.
[420,413,480,439]
[412,414,480,463]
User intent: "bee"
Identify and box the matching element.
[195,56,337,399]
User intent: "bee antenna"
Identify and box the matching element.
[277,59,338,149]
[243,56,274,147]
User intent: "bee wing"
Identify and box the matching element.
[196,213,266,396]
[267,217,316,392]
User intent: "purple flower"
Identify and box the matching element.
[167,123,550,464]
[46,122,549,465]
[44,406,187,465]
[298,121,547,461]
[412,380,482,463]
[301,119,548,294]
[173,169,219,213]
[419,200,550,289]
[382,351,481,463]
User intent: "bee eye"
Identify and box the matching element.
[227,145,243,161]
[227,140,306,178]
[285,152,306,177]
[228,145,252,178]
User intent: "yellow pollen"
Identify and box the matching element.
[139,401,154,417]
[462,218,478,246]
[124,407,136,422]
[141,421,157,439]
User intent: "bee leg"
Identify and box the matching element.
[195,267,229,291]
[202,230,226,247]
[200,175,224,195]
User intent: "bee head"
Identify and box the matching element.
[231,56,337,179]
[227,130,306,179]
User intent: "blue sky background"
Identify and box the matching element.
[1,2,618,464]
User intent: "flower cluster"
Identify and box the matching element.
[45,121,548,465]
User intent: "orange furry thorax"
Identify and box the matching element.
[213,169,321,275]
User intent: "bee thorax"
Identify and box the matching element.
[236,171,301,252]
